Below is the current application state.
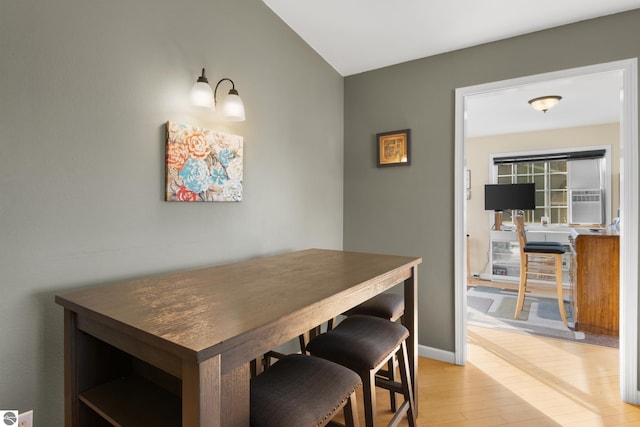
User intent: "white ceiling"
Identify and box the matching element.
[262,0,636,136]
[465,70,623,137]
[262,0,640,77]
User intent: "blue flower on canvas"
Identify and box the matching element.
[211,167,228,186]
[179,158,212,193]
[218,149,234,168]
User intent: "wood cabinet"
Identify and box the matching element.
[570,230,619,337]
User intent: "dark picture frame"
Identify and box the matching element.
[376,129,411,167]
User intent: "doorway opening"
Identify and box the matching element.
[454,59,639,403]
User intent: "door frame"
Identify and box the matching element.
[453,58,639,403]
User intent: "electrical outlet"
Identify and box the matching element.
[18,410,33,427]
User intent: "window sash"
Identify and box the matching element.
[496,161,568,225]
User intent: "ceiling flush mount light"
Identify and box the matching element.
[190,68,214,110]
[528,95,562,113]
[214,78,245,121]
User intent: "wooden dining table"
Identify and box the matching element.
[55,248,422,427]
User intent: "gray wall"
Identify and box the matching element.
[0,0,344,423]
[344,10,640,351]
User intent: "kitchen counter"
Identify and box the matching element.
[571,227,619,238]
[569,229,619,337]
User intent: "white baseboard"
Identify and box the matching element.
[418,344,456,364]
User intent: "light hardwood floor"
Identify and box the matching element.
[346,325,640,426]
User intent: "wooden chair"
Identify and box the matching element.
[513,214,568,326]
[251,354,362,427]
[306,315,416,427]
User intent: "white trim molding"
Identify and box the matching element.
[619,58,639,404]
[419,344,456,365]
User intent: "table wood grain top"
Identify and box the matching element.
[56,249,422,359]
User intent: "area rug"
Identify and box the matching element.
[467,286,618,348]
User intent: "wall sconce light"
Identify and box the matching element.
[190,68,214,110]
[528,95,562,113]
[189,68,245,121]
[214,78,245,122]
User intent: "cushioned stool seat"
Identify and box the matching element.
[343,293,404,321]
[251,354,362,427]
[307,315,416,427]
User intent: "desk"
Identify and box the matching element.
[55,249,422,426]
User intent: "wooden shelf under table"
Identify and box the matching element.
[79,376,181,427]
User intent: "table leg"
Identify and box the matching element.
[182,355,222,427]
[404,266,418,415]
[221,363,251,426]
[63,309,78,427]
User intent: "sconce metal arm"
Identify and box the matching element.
[214,78,238,102]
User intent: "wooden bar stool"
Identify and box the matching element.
[340,293,404,412]
[297,293,404,356]
[251,354,362,427]
[288,293,405,411]
[306,315,416,427]
[300,294,404,356]
[513,214,568,326]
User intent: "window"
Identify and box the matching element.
[492,148,608,226]
[496,161,568,225]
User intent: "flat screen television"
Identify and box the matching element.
[484,183,536,211]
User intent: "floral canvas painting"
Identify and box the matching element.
[165,121,243,202]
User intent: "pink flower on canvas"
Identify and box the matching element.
[176,185,200,201]
[185,131,210,160]
[166,142,189,170]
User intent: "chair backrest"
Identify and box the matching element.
[513,214,528,253]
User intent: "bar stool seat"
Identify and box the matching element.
[306,315,416,427]
[251,354,362,427]
[343,293,404,321]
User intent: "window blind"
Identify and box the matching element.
[493,149,605,165]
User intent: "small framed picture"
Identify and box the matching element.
[376,129,410,167]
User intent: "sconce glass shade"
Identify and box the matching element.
[220,90,246,121]
[215,79,245,121]
[528,95,562,113]
[190,68,214,110]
